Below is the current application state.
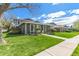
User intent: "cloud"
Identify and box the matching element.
[37,14,46,19]
[31,14,46,21]
[55,9,79,25]
[44,18,55,23]
[44,11,79,25]
[31,18,37,21]
[47,11,66,18]
[43,11,66,23]
[51,3,61,5]
[71,9,79,14]
[32,9,79,25]
[55,15,79,25]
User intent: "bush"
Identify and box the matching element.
[50,28,58,32]
[9,26,21,34]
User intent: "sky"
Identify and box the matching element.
[3,3,79,25]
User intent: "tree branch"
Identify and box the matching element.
[7,6,32,10]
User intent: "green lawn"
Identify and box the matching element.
[0,33,63,56]
[53,32,79,38]
[72,45,79,56]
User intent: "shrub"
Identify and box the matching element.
[9,26,21,34]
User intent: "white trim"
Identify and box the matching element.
[33,24,35,33]
[43,25,45,33]
[30,24,31,34]
[25,24,27,34]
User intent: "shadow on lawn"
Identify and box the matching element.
[4,33,38,38]
[4,33,25,38]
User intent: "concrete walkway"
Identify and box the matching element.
[42,34,67,40]
[35,35,79,56]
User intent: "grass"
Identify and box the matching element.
[72,45,79,56]
[53,32,79,38]
[0,33,63,56]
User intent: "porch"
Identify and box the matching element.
[20,23,50,35]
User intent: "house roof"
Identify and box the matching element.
[19,19,41,24]
[14,18,50,26]
[49,22,57,25]
[20,21,50,26]
[14,18,33,23]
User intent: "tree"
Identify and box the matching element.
[0,3,40,44]
[73,20,79,31]
[1,19,12,32]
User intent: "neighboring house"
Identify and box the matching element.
[48,23,57,29]
[49,22,72,32]
[13,19,51,35]
[54,25,71,32]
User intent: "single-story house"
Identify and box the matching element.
[13,19,51,35]
[48,22,72,32]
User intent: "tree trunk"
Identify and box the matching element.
[0,3,34,44]
[0,3,10,44]
[0,25,6,44]
[0,26,5,44]
[0,13,6,44]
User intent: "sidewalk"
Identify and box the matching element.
[35,35,79,56]
[42,34,67,40]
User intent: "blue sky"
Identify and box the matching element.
[3,3,79,25]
